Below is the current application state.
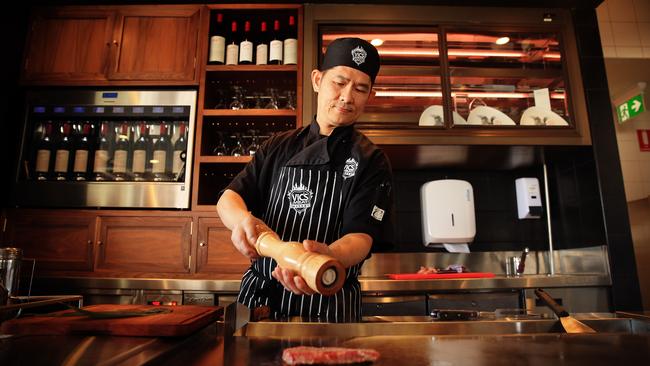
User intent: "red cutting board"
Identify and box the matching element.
[0,304,223,337]
[386,272,495,280]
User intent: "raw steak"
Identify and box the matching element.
[282,346,380,365]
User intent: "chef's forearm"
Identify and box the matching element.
[216,189,252,231]
[328,233,373,268]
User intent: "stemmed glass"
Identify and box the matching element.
[230,133,245,156]
[264,88,280,109]
[284,90,296,110]
[229,85,246,110]
[247,130,260,156]
[212,132,227,156]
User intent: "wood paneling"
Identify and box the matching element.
[196,217,250,274]
[96,216,192,273]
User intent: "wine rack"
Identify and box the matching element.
[192,4,303,210]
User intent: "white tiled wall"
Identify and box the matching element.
[615,112,650,201]
[597,0,650,58]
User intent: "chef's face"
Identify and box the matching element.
[311,65,372,135]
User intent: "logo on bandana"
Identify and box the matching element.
[351,46,367,66]
[342,157,358,179]
[287,183,313,214]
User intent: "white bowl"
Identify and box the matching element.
[467,106,516,125]
[520,106,569,126]
[419,105,467,126]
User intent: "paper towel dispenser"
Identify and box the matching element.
[421,179,476,247]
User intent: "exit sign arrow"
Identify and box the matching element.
[632,99,642,113]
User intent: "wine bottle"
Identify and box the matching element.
[53,122,73,181]
[283,15,297,65]
[112,122,130,181]
[239,20,253,64]
[173,122,187,180]
[256,21,269,65]
[269,20,283,65]
[72,122,91,181]
[93,122,112,181]
[208,13,225,64]
[35,121,53,181]
[152,124,171,181]
[225,21,239,65]
[132,122,151,181]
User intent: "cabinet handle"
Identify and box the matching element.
[199,241,206,247]
[87,240,92,245]
[112,40,118,46]
[97,241,103,246]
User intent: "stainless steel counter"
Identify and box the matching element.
[32,273,610,295]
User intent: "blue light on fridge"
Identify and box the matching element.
[54,107,65,113]
[94,107,105,113]
[133,107,145,113]
[33,106,46,113]
[152,106,164,113]
[73,106,86,113]
[102,92,119,99]
[172,106,185,113]
[113,107,125,113]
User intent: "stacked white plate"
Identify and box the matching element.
[467,106,516,125]
[419,105,467,126]
[520,106,569,126]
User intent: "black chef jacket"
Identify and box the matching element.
[226,119,393,322]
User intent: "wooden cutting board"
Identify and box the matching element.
[386,272,495,280]
[0,304,223,337]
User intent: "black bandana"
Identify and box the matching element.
[321,37,380,84]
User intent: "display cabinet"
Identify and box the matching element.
[192,4,303,211]
[306,5,590,146]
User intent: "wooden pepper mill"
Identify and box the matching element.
[255,231,345,296]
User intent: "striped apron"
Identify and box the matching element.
[237,165,363,323]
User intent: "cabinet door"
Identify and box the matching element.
[4,211,95,271]
[196,218,250,275]
[23,8,115,82]
[108,6,200,81]
[96,216,191,273]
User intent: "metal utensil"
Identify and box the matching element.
[534,288,596,333]
[517,247,529,275]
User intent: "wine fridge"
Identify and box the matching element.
[14,90,197,209]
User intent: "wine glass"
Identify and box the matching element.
[264,88,280,109]
[229,85,246,110]
[230,133,245,156]
[212,132,228,156]
[284,90,296,110]
[247,130,260,156]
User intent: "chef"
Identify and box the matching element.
[216,37,393,322]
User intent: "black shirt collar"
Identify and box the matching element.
[286,118,354,166]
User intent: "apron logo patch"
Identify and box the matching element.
[371,205,385,221]
[342,158,358,179]
[287,183,313,214]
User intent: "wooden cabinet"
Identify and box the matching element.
[195,217,249,275]
[4,211,95,272]
[22,8,115,82]
[95,216,192,273]
[22,5,201,85]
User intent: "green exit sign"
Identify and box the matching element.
[617,94,645,123]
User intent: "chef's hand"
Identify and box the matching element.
[231,213,271,260]
[271,239,332,296]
